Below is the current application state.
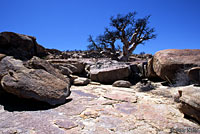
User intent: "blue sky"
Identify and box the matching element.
[1,0,200,54]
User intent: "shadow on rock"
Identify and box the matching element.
[0,92,72,112]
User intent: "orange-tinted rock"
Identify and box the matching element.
[153,49,200,81]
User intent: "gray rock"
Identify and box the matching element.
[0,56,71,105]
[25,56,70,83]
[0,56,27,80]
[135,81,154,92]
[48,59,85,75]
[112,80,132,88]
[52,64,74,75]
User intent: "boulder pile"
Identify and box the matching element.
[0,31,200,126]
[0,32,71,105]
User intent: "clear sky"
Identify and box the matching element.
[1,0,200,54]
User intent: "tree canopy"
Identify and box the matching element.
[87,11,156,61]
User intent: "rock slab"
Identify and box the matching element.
[0,56,71,105]
[179,86,200,122]
[90,65,130,84]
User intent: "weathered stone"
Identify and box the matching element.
[153,49,200,82]
[0,56,27,80]
[90,65,131,84]
[54,120,78,130]
[146,58,158,78]
[73,77,90,86]
[89,81,101,85]
[70,75,79,82]
[73,90,98,98]
[0,32,47,60]
[80,108,100,119]
[51,63,75,75]
[1,69,70,105]
[115,103,137,114]
[0,56,71,105]
[112,80,132,88]
[104,91,137,103]
[135,81,154,92]
[178,86,200,122]
[0,84,199,133]
[129,62,141,84]
[137,61,147,75]
[0,54,6,61]
[48,59,85,75]
[25,56,70,83]
[187,67,200,84]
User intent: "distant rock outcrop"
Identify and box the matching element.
[0,32,47,60]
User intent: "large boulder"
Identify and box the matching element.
[187,67,200,85]
[153,49,200,82]
[90,65,131,84]
[0,56,71,105]
[0,32,47,60]
[178,86,200,122]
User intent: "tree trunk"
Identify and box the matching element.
[119,45,130,61]
[119,48,130,61]
[119,55,128,61]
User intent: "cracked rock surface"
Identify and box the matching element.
[0,84,199,134]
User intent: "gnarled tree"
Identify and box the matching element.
[87,12,156,61]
